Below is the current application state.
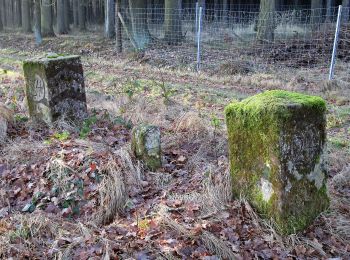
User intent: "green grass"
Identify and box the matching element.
[327,105,350,129]
[329,138,349,149]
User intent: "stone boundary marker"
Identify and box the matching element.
[23,54,87,124]
[225,90,329,234]
[131,124,162,171]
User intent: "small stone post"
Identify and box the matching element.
[131,124,161,171]
[225,90,329,234]
[23,54,87,124]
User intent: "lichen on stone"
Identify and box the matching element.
[23,55,87,124]
[225,90,329,235]
[131,124,162,171]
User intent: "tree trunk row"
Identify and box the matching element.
[41,0,54,37]
[1,0,349,52]
[105,0,115,38]
[0,0,3,32]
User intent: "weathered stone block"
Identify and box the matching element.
[225,90,329,234]
[23,54,87,124]
[131,124,161,171]
[0,104,13,142]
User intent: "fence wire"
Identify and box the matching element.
[118,6,350,79]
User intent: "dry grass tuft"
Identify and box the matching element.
[0,212,113,259]
[218,60,254,75]
[74,139,110,154]
[0,104,14,123]
[169,191,211,214]
[148,171,173,189]
[115,147,143,187]
[47,158,76,194]
[1,138,47,165]
[238,197,265,230]
[94,158,127,225]
[0,213,60,258]
[328,148,349,174]
[52,117,78,133]
[330,214,350,241]
[124,96,168,127]
[301,237,327,257]
[0,117,8,143]
[86,91,122,115]
[159,206,240,259]
[184,144,213,171]
[330,166,350,207]
[93,147,143,226]
[244,73,282,90]
[204,166,233,206]
[174,111,209,139]
[169,165,232,218]
[237,196,288,247]
[159,209,192,238]
[201,230,240,259]
[0,104,13,142]
[54,222,114,259]
[328,165,350,241]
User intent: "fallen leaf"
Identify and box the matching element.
[177,155,187,163]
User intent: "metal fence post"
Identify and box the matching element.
[329,5,342,80]
[196,7,203,72]
[195,2,199,38]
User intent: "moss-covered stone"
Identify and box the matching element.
[23,54,87,124]
[225,90,329,235]
[131,124,161,171]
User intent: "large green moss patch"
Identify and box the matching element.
[225,90,329,234]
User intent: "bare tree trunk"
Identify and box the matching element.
[41,0,55,36]
[63,0,70,31]
[222,0,228,22]
[98,0,105,24]
[0,1,3,31]
[343,0,350,22]
[73,0,79,28]
[92,0,97,22]
[325,0,334,21]
[21,0,32,32]
[14,0,22,27]
[164,0,182,45]
[214,0,219,21]
[86,0,92,24]
[276,0,281,11]
[34,0,42,44]
[234,0,241,23]
[293,0,302,9]
[256,0,276,42]
[311,0,323,26]
[57,0,67,34]
[115,0,122,52]
[78,0,86,31]
[105,0,115,38]
[0,0,4,29]
[9,0,15,27]
[129,0,151,49]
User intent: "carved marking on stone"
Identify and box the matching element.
[33,75,46,101]
[307,154,326,190]
[260,178,274,202]
[72,80,81,92]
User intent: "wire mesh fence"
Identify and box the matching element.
[118,5,350,80]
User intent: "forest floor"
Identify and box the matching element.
[0,32,350,259]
